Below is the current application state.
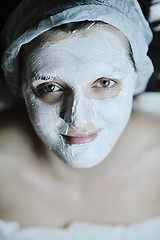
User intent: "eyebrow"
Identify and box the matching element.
[32,75,58,87]
[33,75,56,80]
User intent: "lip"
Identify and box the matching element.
[61,130,101,145]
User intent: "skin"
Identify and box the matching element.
[21,24,137,168]
[0,24,160,228]
[0,108,160,228]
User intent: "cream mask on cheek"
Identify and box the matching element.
[22,28,137,168]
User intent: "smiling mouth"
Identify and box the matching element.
[61,130,101,145]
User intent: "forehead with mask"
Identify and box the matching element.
[20,22,137,168]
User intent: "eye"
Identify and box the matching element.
[44,84,61,93]
[88,77,121,99]
[93,77,117,89]
[34,82,63,96]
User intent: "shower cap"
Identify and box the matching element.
[1,0,154,95]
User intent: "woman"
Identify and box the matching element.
[0,0,160,239]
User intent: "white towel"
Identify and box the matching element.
[0,217,160,240]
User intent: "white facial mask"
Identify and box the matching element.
[22,27,137,168]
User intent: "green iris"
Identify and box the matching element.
[44,84,56,92]
[100,79,110,88]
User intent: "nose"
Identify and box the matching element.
[60,91,94,127]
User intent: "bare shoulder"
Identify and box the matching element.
[126,109,160,165]
[116,109,160,170]
[0,107,43,161]
[129,109,160,139]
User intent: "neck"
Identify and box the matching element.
[43,141,123,185]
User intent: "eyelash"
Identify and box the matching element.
[33,77,118,97]
[92,77,118,89]
[33,82,63,97]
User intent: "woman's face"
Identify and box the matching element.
[22,24,137,168]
